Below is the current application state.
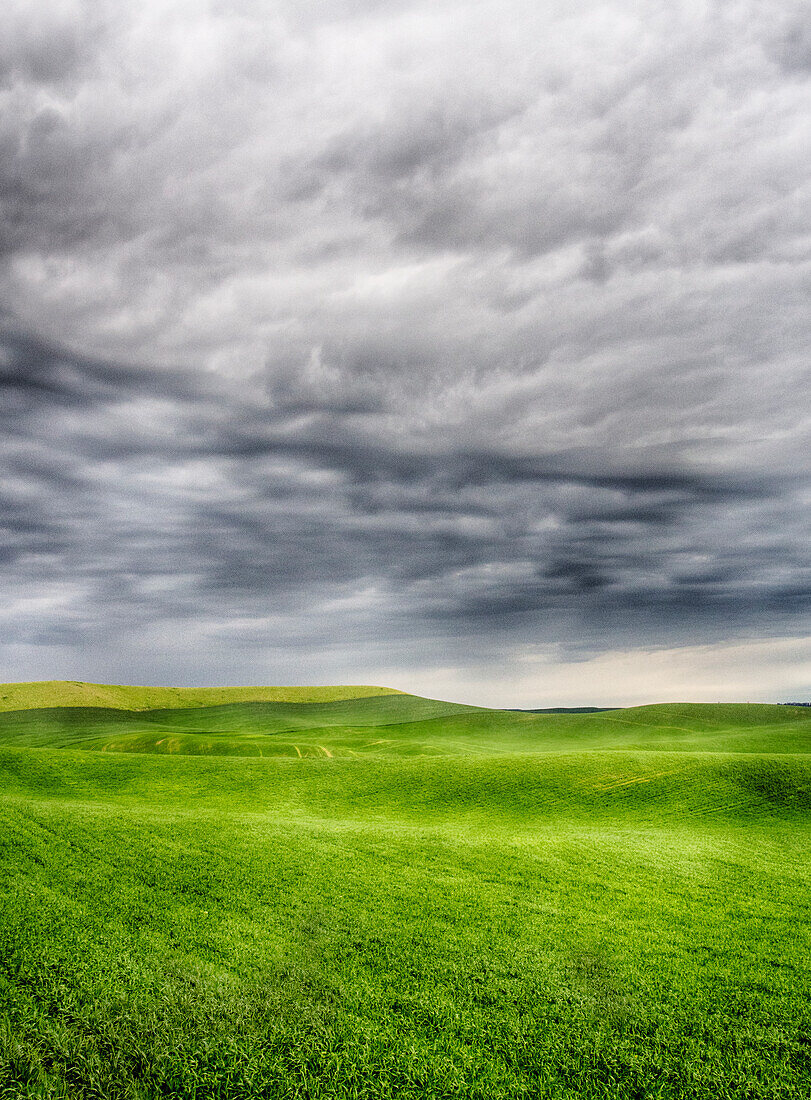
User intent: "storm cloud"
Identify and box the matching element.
[0,0,809,702]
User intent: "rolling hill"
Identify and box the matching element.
[0,689,807,757]
[0,680,403,712]
[1,682,809,1099]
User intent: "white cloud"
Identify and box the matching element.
[392,636,811,708]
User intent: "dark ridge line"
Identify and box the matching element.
[508,707,622,714]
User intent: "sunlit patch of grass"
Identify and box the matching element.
[0,681,404,713]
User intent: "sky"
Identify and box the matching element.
[0,0,809,707]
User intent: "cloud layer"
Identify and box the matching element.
[1,0,809,699]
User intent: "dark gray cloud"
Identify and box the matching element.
[0,1,808,700]
[1,327,807,669]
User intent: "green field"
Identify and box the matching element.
[0,682,402,714]
[1,683,810,1098]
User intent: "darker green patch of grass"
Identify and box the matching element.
[0,699,808,759]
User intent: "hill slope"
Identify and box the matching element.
[0,680,403,712]
[2,744,809,827]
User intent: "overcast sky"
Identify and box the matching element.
[1,0,809,705]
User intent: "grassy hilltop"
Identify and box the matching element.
[0,681,402,713]
[1,683,810,1099]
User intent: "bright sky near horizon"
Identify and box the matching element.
[1,0,809,706]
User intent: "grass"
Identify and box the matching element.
[0,698,807,758]
[0,683,403,713]
[1,684,810,1098]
